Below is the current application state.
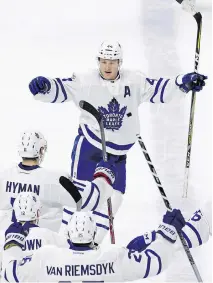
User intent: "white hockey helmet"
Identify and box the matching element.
[18,131,47,164]
[13,193,41,223]
[68,211,97,244]
[97,41,123,65]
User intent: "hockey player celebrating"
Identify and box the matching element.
[28,41,208,240]
[2,205,212,282]
[0,131,114,233]
[1,159,117,261]
[0,193,69,276]
[0,130,74,231]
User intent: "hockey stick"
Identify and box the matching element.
[137,134,203,282]
[79,100,115,244]
[176,2,202,198]
[59,176,82,211]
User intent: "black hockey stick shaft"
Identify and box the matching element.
[79,100,115,244]
[59,176,82,211]
[137,134,203,282]
[183,12,202,198]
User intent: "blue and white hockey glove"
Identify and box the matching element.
[94,160,116,185]
[4,222,30,250]
[29,76,51,95]
[176,72,207,93]
[127,231,156,252]
[157,209,186,243]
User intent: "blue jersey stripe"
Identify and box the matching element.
[181,229,192,248]
[63,207,74,215]
[71,135,81,177]
[56,78,68,102]
[91,183,100,211]
[51,80,59,103]
[13,261,19,282]
[4,269,9,282]
[72,180,86,188]
[186,222,202,246]
[150,78,163,103]
[144,249,162,278]
[62,219,68,225]
[93,211,109,219]
[82,184,94,209]
[96,223,109,230]
[160,79,170,103]
[82,125,134,151]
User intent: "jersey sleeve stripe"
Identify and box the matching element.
[62,219,68,225]
[144,249,162,278]
[51,80,59,103]
[93,211,109,219]
[91,183,100,211]
[4,269,9,282]
[71,135,83,178]
[81,184,95,209]
[181,229,192,248]
[63,207,74,215]
[150,78,163,103]
[160,79,170,103]
[12,260,19,282]
[186,222,202,246]
[56,78,68,102]
[96,223,109,230]
[72,180,86,188]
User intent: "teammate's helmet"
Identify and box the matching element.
[68,211,97,244]
[18,131,47,164]
[13,193,41,223]
[97,41,123,64]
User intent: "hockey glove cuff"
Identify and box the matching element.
[157,223,177,243]
[4,222,29,250]
[94,160,116,185]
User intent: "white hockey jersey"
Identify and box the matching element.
[0,225,68,278]
[3,208,211,282]
[0,164,75,231]
[3,235,175,282]
[33,69,185,155]
[0,164,113,232]
[22,225,68,254]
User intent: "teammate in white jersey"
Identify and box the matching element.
[28,41,208,241]
[0,193,68,277]
[0,131,115,233]
[0,160,117,278]
[2,204,212,282]
[0,131,73,231]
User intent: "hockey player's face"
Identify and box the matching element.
[99,59,119,80]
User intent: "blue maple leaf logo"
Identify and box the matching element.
[98,98,127,131]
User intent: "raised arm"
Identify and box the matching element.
[121,209,186,281]
[29,74,80,103]
[141,72,207,104]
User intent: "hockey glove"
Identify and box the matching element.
[127,231,156,252]
[29,76,51,95]
[4,222,30,250]
[157,209,186,243]
[94,160,116,185]
[176,72,207,93]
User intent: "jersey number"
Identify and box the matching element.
[128,249,142,263]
